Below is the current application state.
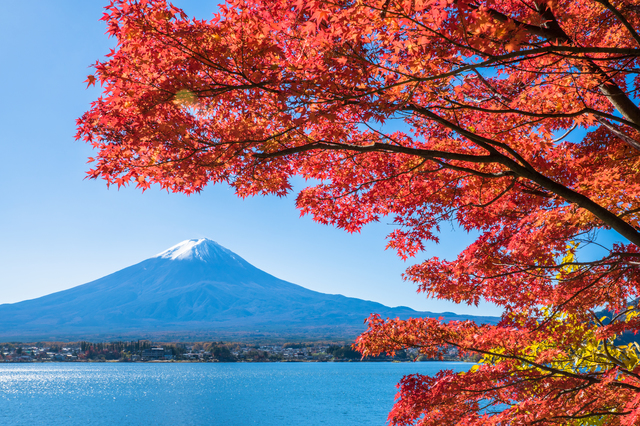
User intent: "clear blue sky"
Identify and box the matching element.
[0,0,503,315]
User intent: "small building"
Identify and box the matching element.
[141,347,172,361]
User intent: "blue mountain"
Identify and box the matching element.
[0,239,498,341]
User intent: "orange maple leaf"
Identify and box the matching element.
[84,75,96,89]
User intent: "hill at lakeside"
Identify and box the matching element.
[0,239,499,341]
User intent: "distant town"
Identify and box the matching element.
[0,340,470,363]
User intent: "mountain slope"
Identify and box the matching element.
[0,239,498,340]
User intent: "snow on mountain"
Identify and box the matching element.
[155,238,210,260]
[155,238,242,262]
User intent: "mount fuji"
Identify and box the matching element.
[0,239,498,341]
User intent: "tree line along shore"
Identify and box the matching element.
[0,340,476,363]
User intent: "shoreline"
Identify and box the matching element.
[0,358,469,364]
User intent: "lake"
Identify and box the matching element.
[0,362,470,425]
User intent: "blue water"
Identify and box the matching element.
[0,362,470,425]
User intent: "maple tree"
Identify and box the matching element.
[77,0,640,423]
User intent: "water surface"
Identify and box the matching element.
[0,362,470,425]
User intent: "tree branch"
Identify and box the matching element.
[406,104,640,247]
[592,0,640,47]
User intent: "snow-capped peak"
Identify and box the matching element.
[154,238,222,261]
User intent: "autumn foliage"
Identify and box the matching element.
[78,0,640,423]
